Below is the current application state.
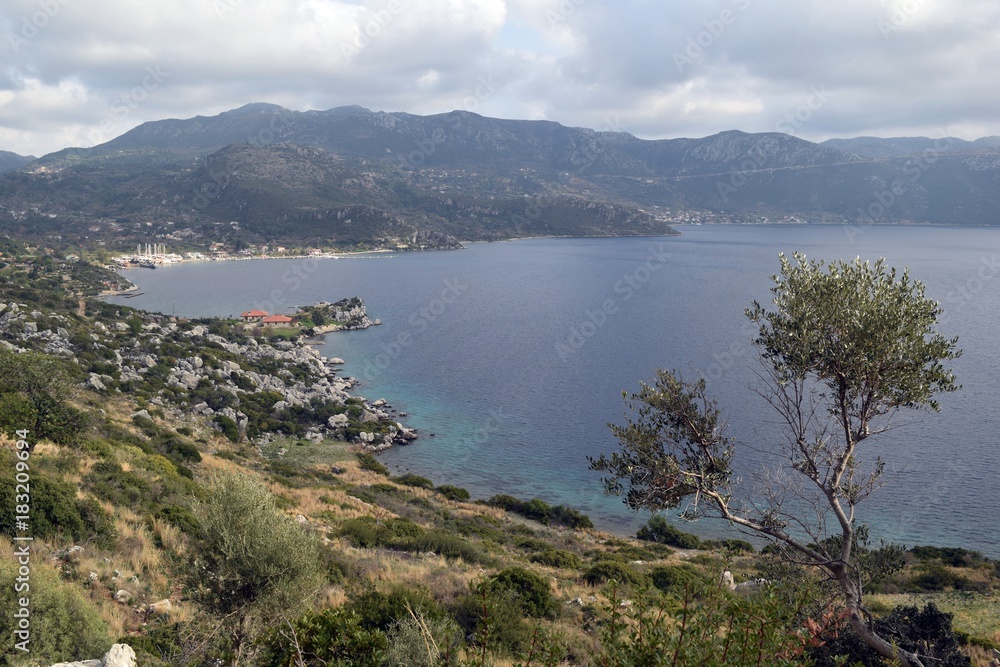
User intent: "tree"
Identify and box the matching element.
[193,473,324,663]
[0,349,84,450]
[590,253,960,667]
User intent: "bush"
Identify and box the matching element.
[347,586,445,632]
[356,452,389,475]
[392,473,434,489]
[649,564,704,595]
[436,484,471,501]
[530,549,583,570]
[636,515,701,549]
[0,559,112,665]
[452,584,534,657]
[487,567,558,619]
[487,494,593,529]
[584,560,640,586]
[260,607,386,667]
[0,459,114,542]
[194,473,323,622]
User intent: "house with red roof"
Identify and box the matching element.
[240,309,269,322]
[261,314,295,328]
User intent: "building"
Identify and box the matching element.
[261,314,295,328]
[240,309,269,322]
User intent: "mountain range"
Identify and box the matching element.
[3,104,999,249]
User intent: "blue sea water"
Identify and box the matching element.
[107,224,1000,556]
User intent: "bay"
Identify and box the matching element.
[106,224,1000,556]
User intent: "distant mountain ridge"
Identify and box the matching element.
[0,150,34,173]
[4,104,1000,249]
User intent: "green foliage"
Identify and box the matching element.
[453,582,535,657]
[259,607,387,667]
[487,494,593,529]
[347,586,445,632]
[636,515,701,549]
[193,473,324,617]
[0,348,86,448]
[593,581,818,667]
[213,415,240,443]
[85,460,151,509]
[435,484,471,501]
[392,473,434,489]
[530,549,583,570]
[0,457,114,541]
[648,564,704,596]
[355,452,388,475]
[0,559,113,666]
[583,560,641,586]
[486,567,558,619]
[338,516,486,563]
[910,545,987,567]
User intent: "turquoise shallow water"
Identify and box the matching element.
[108,224,1000,556]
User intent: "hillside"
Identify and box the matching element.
[0,151,34,174]
[0,242,999,666]
[6,104,1000,254]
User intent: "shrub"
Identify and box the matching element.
[584,560,640,586]
[193,472,324,657]
[649,564,704,595]
[486,567,558,618]
[85,460,151,508]
[486,494,593,529]
[260,607,386,667]
[636,515,701,549]
[347,586,445,632]
[392,473,434,489]
[436,484,471,501]
[530,549,583,570]
[0,559,113,665]
[452,585,534,657]
[356,452,389,475]
[0,460,113,541]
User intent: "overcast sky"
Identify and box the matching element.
[2,0,999,157]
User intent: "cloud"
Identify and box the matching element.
[1,0,999,156]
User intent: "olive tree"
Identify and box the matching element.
[590,253,960,667]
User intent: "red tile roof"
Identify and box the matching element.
[241,309,269,318]
[262,314,294,323]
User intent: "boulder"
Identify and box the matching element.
[114,589,132,604]
[86,374,106,391]
[23,321,37,333]
[146,599,172,617]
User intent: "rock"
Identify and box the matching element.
[86,374,106,391]
[146,599,172,617]
[143,354,157,368]
[329,357,345,364]
[133,409,151,421]
[23,321,37,333]
[327,413,349,428]
[567,597,584,606]
[721,570,735,590]
[178,372,200,390]
[114,589,132,604]
[103,644,137,667]
[88,571,98,582]
[372,398,387,407]
[296,514,307,523]
[360,409,379,423]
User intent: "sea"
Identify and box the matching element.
[105,224,1000,557]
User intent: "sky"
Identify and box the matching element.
[2,0,999,157]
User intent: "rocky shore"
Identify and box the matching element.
[0,297,417,451]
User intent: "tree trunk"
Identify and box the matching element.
[839,575,925,667]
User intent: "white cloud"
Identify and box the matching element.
[1,0,1000,156]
